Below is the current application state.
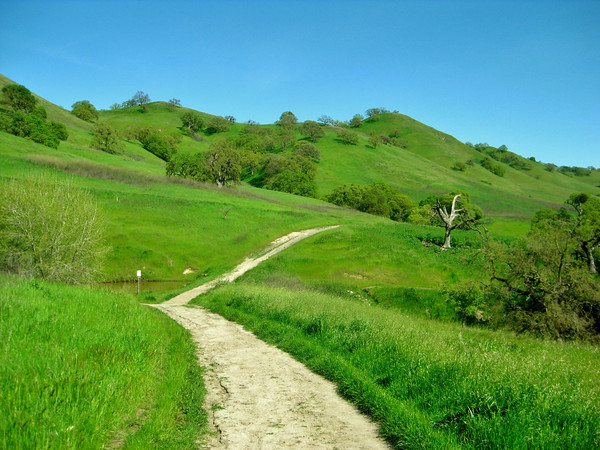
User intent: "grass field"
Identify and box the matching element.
[0,275,207,448]
[194,283,600,449]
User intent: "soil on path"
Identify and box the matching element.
[151,226,389,449]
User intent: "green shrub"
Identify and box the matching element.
[0,175,107,284]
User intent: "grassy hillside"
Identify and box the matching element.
[2,75,599,449]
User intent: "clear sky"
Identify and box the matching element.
[1,0,598,167]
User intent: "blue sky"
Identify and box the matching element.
[1,0,598,167]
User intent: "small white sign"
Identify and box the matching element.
[137,270,142,277]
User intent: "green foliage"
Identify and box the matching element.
[336,128,359,145]
[277,111,298,127]
[135,127,178,162]
[165,152,210,181]
[349,114,364,128]
[480,157,506,177]
[445,282,489,325]
[1,84,36,113]
[487,198,600,341]
[0,175,106,284]
[180,111,203,134]
[237,124,276,153]
[91,123,123,154]
[299,120,324,142]
[480,145,532,171]
[559,166,592,177]
[325,183,414,221]
[452,161,467,171]
[71,100,99,122]
[255,153,317,197]
[265,170,316,197]
[8,112,61,148]
[0,276,207,447]
[204,140,241,186]
[293,140,321,162]
[277,126,296,151]
[205,116,231,134]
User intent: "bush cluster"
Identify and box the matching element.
[325,183,413,221]
[1,84,68,148]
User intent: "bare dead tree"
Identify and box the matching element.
[434,194,480,249]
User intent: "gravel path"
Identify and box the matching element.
[151,226,389,449]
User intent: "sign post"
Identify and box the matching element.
[137,270,141,295]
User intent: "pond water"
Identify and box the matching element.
[95,280,188,295]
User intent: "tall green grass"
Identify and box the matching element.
[195,283,600,449]
[0,275,206,448]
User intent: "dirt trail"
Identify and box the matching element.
[151,226,389,448]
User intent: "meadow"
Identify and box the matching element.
[194,282,600,448]
[0,275,206,448]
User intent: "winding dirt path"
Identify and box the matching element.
[151,226,389,448]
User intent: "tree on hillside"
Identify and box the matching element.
[168,98,181,110]
[368,132,381,149]
[293,141,320,162]
[1,84,37,113]
[181,112,204,134]
[205,116,231,134]
[566,193,600,274]
[205,140,241,186]
[71,100,99,122]
[300,120,324,142]
[349,114,363,128]
[336,129,359,145]
[420,192,483,249]
[487,206,600,341]
[278,126,296,151]
[91,123,123,154]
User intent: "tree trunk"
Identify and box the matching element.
[442,227,452,249]
[585,244,597,274]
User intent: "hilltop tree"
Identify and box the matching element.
[1,84,37,113]
[132,91,150,106]
[317,115,335,125]
[349,114,363,128]
[168,98,181,110]
[277,111,298,128]
[71,100,99,122]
